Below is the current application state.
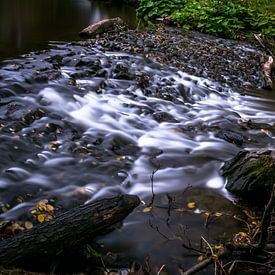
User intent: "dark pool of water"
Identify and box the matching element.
[0,0,136,60]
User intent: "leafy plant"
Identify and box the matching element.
[137,0,275,39]
[137,0,186,21]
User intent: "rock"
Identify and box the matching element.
[216,130,244,146]
[79,17,126,38]
[222,150,275,204]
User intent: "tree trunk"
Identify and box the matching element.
[0,195,140,271]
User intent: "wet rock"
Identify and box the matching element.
[153,111,178,123]
[113,63,133,80]
[217,130,244,146]
[222,150,275,204]
[79,17,126,38]
[80,27,268,91]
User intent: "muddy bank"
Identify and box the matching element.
[78,26,272,91]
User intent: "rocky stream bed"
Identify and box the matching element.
[0,26,274,274]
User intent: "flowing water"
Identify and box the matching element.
[0,1,275,274]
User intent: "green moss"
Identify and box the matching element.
[245,156,275,195]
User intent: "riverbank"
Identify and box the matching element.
[78,26,272,92]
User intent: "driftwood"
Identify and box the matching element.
[79,17,126,38]
[263,56,274,89]
[254,34,274,89]
[0,195,140,271]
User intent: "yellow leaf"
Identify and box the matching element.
[37,199,48,206]
[197,255,205,262]
[38,205,47,211]
[213,212,223,217]
[46,204,54,212]
[238,232,248,238]
[37,214,45,223]
[44,215,54,221]
[143,207,152,213]
[24,221,33,230]
[16,197,24,203]
[187,202,196,209]
[214,244,224,250]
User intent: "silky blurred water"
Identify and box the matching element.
[0,8,274,271]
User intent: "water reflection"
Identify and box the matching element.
[0,0,136,59]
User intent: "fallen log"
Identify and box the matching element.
[79,17,126,38]
[0,195,140,271]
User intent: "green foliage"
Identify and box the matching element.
[137,0,186,21]
[137,0,275,38]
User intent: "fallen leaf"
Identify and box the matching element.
[187,202,196,209]
[214,244,224,250]
[46,204,54,212]
[213,212,223,217]
[238,232,248,238]
[24,221,33,230]
[143,207,152,213]
[37,214,45,223]
[37,199,48,206]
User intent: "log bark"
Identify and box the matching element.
[0,195,140,271]
[79,17,126,38]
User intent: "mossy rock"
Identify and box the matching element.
[222,150,275,205]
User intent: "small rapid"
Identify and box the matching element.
[0,40,274,272]
[0,43,274,220]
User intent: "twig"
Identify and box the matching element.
[257,184,275,251]
[157,264,166,275]
[182,257,213,275]
[182,249,228,275]
[227,260,236,275]
[254,34,273,56]
[201,236,214,256]
[223,260,273,270]
[166,194,173,226]
[147,164,160,207]
[201,236,217,275]
[204,212,212,228]
[182,242,205,254]
[149,219,171,241]
[145,255,151,274]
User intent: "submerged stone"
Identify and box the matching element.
[222,150,275,205]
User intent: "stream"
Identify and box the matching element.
[0,1,275,274]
